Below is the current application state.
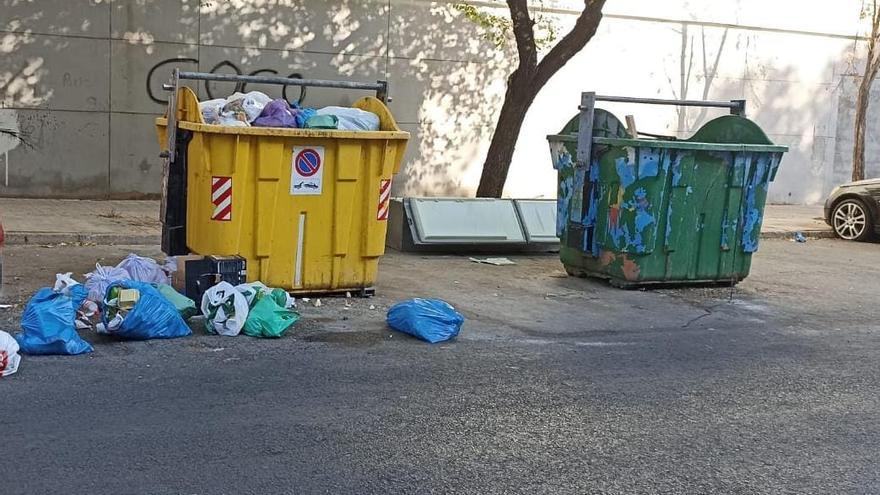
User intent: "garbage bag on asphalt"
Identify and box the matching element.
[386,298,465,344]
[101,281,191,340]
[16,284,93,355]
[152,283,197,321]
[201,281,248,336]
[116,254,170,285]
[0,330,21,377]
[84,263,130,302]
[235,281,271,307]
[314,106,380,131]
[241,289,300,338]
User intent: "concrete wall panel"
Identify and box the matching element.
[1,0,109,38]
[109,112,163,197]
[0,109,108,198]
[198,0,389,57]
[1,34,109,111]
[110,40,199,114]
[111,0,200,44]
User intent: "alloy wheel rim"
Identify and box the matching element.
[833,202,866,240]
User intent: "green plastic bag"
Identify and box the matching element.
[304,114,338,129]
[152,283,198,321]
[241,290,300,338]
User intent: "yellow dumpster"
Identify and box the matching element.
[156,72,409,294]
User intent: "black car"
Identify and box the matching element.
[824,178,880,240]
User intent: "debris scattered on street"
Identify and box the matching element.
[386,298,465,344]
[0,304,13,310]
[469,257,516,266]
[794,231,807,243]
[369,304,376,310]
[314,299,322,308]
[0,330,21,377]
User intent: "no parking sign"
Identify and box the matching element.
[291,146,325,195]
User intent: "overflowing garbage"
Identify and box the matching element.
[3,250,464,376]
[8,253,302,363]
[199,90,380,131]
[386,298,465,344]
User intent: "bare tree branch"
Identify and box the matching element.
[507,0,538,71]
[533,0,606,88]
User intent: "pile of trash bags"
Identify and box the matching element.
[199,91,380,131]
[9,253,301,362]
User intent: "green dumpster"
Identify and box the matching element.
[547,93,787,287]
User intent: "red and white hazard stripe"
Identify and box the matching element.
[211,176,232,221]
[377,179,391,221]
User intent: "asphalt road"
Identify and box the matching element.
[1,239,879,494]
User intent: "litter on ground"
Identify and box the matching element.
[469,257,516,266]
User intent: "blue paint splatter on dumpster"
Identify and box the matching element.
[639,149,660,178]
[741,153,769,253]
[615,156,636,188]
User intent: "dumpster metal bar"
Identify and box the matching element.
[176,71,390,101]
[584,95,746,116]
[575,91,748,167]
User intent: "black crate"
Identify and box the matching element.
[184,255,247,303]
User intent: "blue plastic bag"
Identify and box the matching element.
[386,298,464,343]
[102,281,191,340]
[16,285,94,355]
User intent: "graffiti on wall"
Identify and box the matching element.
[146,58,307,105]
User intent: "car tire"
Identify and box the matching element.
[831,198,874,241]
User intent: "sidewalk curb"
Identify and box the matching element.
[6,229,834,246]
[759,229,835,240]
[6,231,160,246]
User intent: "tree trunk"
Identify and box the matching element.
[853,74,870,182]
[475,77,536,198]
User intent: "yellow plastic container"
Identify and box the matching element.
[157,87,409,294]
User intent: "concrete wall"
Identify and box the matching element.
[0,0,877,203]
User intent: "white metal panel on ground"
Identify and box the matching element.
[409,198,526,244]
[513,199,558,243]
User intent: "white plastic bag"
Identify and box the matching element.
[0,330,21,377]
[116,254,169,285]
[235,281,270,306]
[223,91,271,123]
[201,281,248,336]
[53,272,80,296]
[199,98,227,124]
[315,106,380,131]
[84,263,130,302]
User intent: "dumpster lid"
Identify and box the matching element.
[408,198,526,244]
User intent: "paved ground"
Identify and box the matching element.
[1,238,878,494]
[0,199,831,245]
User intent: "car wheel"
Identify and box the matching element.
[832,199,873,241]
